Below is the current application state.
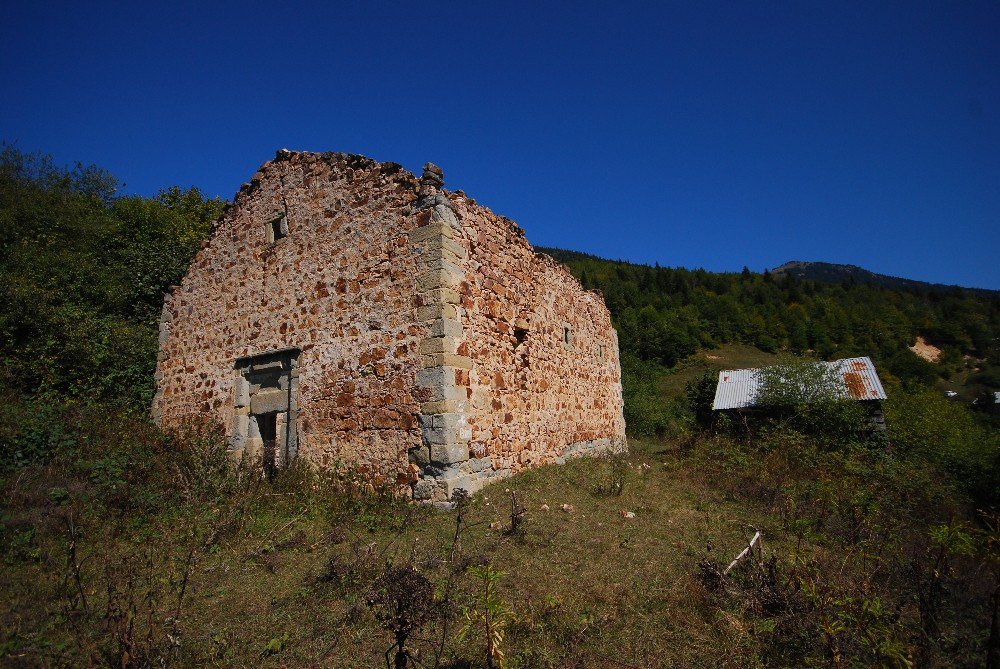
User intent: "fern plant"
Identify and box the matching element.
[458,565,512,669]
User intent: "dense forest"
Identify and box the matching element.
[2,149,999,668]
[771,260,1000,298]
[540,247,1000,383]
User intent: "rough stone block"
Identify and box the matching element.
[429,442,469,464]
[415,305,440,322]
[471,388,491,410]
[250,389,288,414]
[422,237,467,262]
[442,235,467,258]
[234,378,250,408]
[412,478,435,501]
[423,422,466,446]
[429,204,459,227]
[430,412,466,431]
[470,457,492,473]
[419,337,459,355]
[248,417,261,440]
[425,287,461,304]
[408,445,430,467]
[423,258,465,276]
[416,268,462,291]
[420,353,473,369]
[415,366,454,391]
[409,221,454,243]
[245,437,263,457]
[423,464,446,478]
[429,317,463,338]
[420,399,459,415]
[429,383,468,403]
[439,472,480,498]
[232,412,249,437]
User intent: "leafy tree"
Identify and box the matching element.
[884,349,938,385]
[0,146,223,411]
[686,371,718,428]
[752,359,871,447]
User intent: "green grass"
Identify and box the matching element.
[2,423,994,668]
[658,343,785,398]
[0,438,794,668]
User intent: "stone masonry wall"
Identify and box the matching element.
[154,151,626,501]
[153,151,428,480]
[405,179,626,502]
[458,202,626,469]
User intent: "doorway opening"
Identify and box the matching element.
[231,348,300,477]
[258,412,278,480]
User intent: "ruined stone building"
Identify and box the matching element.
[152,150,626,501]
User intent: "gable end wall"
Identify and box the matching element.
[153,152,626,502]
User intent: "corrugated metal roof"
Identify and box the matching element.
[712,356,886,410]
[831,357,887,401]
[712,368,762,410]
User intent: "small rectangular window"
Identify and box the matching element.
[266,215,288,243]
[563,326,571,347]
[598,344,605,359]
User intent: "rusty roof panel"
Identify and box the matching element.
[712,356,886,410]
[830,356,886,401]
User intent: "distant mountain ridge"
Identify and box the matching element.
[536,248,998,297]
[771,261,999,297]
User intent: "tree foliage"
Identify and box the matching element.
[0,145,224,409]
[886,381,1000,505]
[542,247,1000,388]
[753,359,873,448]
[754,359,846,407]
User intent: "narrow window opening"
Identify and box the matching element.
[598,343,605,359]
[563,326,571,347]
[514,327,529,371]
[266,215,288,243]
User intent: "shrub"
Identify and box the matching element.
[885,382,1000,507]
[367,564,436,669]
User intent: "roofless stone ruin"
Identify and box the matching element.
[152,150,626,502]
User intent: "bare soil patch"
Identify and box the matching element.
[909,336,942,363]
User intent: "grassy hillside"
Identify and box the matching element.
[1,149,999,668]
[2,424,997,668]
[655,343,783,397]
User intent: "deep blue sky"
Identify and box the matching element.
[3,1,998,289]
